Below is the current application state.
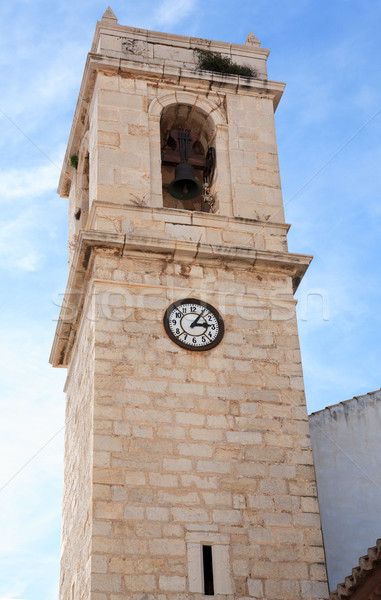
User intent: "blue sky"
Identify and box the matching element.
[0,1,380,598]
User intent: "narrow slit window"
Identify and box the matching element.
[202,545,214,596]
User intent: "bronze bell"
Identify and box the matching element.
[168,161,203,200]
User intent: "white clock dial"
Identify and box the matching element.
[163,299,224,351]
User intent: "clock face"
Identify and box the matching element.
[163,298,224,351]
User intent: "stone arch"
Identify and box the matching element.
[149,92,227,211]
[148,92,227,127]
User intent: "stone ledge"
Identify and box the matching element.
[89,200,291,233]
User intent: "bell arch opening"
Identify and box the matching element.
[160,103,216,212]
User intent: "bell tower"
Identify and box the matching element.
[51,7,328,600]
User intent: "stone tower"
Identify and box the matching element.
[51,7,328,600]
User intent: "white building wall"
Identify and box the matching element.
[309,390,381,591]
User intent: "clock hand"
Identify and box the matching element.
[191,319,211,330]
[190,309,206,328]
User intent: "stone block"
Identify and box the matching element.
[91,555,108,574]
[202,491,232,506]
[146,507,169,521]
[92,574,122,593]
[98,89,145,110]
[213,509,242,524]
[149,538,186,556]
[158,490,199,506]
[159,575,186,592]
[98,131,120,147]
[98,106,119,121]
[93,452,111,468]
[301,580,329,598]
[124,506,145,520]
[226,431,262,445]
[123,575,156,592]
[163,458,192,472]
[93,469,124,484]
[196,460,231,474]
[181,474,218,489]
[310,563,328,581]
[301,496,320,513]
[264,579,300,597]
[248,579,264,597]
[108,557,134,574]
[178,443,213,458]
[94,502,123,520]
[189,428,224,442]
[262,512,292,527]
[171,508,209,522]
[269,464,296,479]
[259,478,287,495]
[125,471,146,485]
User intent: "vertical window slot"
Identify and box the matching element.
[202,544,214,596]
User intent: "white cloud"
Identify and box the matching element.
[15,252,42,271]
[0,211,44,272]
[0,161,65,272]
[154,0,198,27]
[0,331,65,483]
[0,330,64,600]
[0,11,87,126]
[0,164,59,203]
[0,551,60,600]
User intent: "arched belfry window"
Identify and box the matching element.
[160,103,216,212]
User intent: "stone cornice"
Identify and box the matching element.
[50,229,312,367]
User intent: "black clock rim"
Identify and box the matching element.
[163,297,224,352]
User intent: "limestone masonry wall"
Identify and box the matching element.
[60,294,95,600]
[85,250,328,599]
